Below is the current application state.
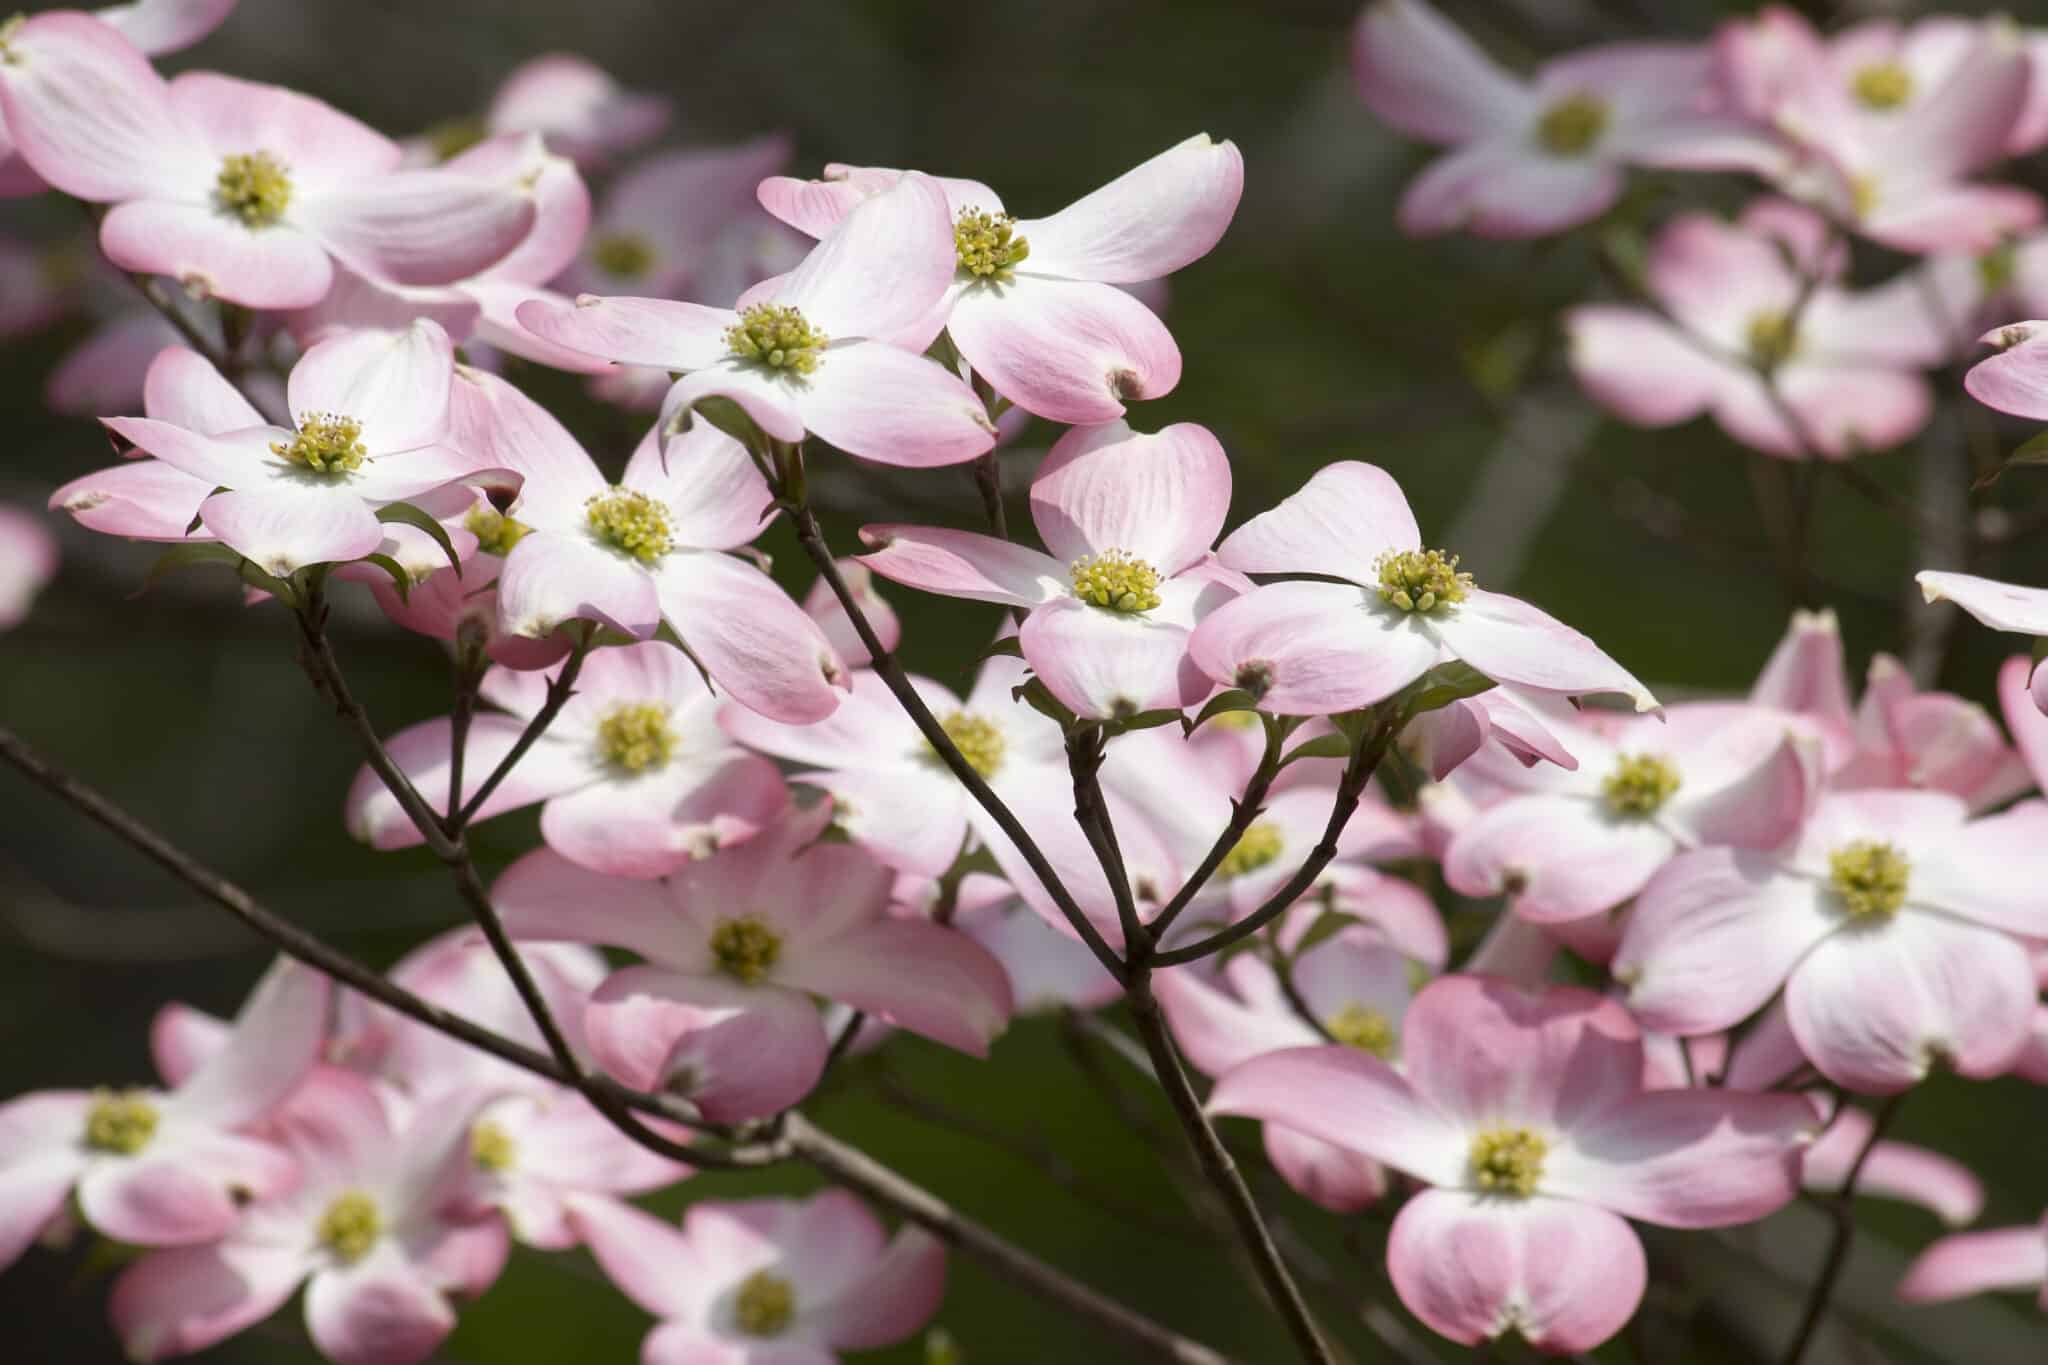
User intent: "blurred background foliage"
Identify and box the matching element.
[3,0,2045,1360]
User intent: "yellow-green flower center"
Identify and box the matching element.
[1979,242,2018,294]
[1469,1126,1548,1197]
[585,488,674,563]
[424,117,487,163]
[464,504,532,558]
[1375,548,1472,614]
[1746,311,1800,371]
[1217,822,1285,879]
[590,231,658,279]
[82,1090,159,1155]
[316,1191,382,1264]
[732,1269,796,1337]
[274,413,368,476]
[934,710,1006,779]
[470,1119,517,1172]
[1535,93,1609,157]
[1325,1003,1395,1059]
[596,702,678,772]
[725,303,828,374]
[1070,549,1163,613]
[1828,839,1910,918]
[1850,174,1881,220]
[0,15,24,63]
[1601,752,1681,818]
[215,151,293,228]
[1851,62,1914,111]
[955,209,1031,280]
[710,916,783,984]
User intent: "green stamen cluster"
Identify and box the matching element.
[1374,548,1472,614]
[1069,549,1163,613]
[1979,242,2018,294]
[725,303,828,373]
[1851,62,1914,110]
[596,702,678,772]
[1535,93,1610,156]
[214,151,293,227]
[82,1089,159,1155]
[470,1119,517,1172]
[1601,753,1681,818]
[1469,1126,1548,1197]
[1746,311,1800,371]
[274,413,368,476]
[954,209,1030,280]
[710,916,783,984]
[1828,839,1910,918]
[585,488,674,563]
[935,710,1007,778]
[316,1191,382,1264]
[1217,822,1285,880]
[0,15,23,63]
[1325,1004,1395,1059]
[590,231,657,279]
[1850,174,1881,220]
[732,1269,796,1337]
[464,504,532,557]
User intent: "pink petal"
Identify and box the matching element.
[301,170,538,288]
[1153,961,1320,1078]
[652,550,847,723]
[150,1003,228,1087]
[516,293,735,371]
[1565,305,1726,427]
[565,1192,695,1317]
[624,421,773,552]
[0,1151,83,1273]
[0,13,208,201]
[801,561,899,665]
[660,355,808,444]
[1264,1123,1388,1214]
[448,365,607,518]
[166,71,395,179]
[1028,420,1230,575]
[289,320,453,454]
[775,171,954,338]
[1397,143,1624,240]
[1864,183,2043,256]
[1434,589,1658,712]
[1020,596,1198,720]
[100,201,334,310]
[792,339,997,467]
[50,459,213,541]
[492,846,690,965]
[1446,795,1675,922]
[584,966,829,1120]
[1546,1089,1810,1227]
[200,486,384,577]
[947,273,1180,423]
[1918,569,2048,636]
[1965,326,2048,419]
[98,0,239,55]
[778,918,1013,1057]
[809,1225,947,1350]
[1668,730,1824,850]
[1615,848,1837,1035]
[1350,0,1533,144]
[1751,606,1854,731]
[447,132,590,286]
[1912,800,2048,937]
[794,764,968,878]
[171,957,328,1128]
[76,1155,245,1247]
[1187,579,1441,714]
[496,530,662,639]
[1207,1045,1466,1187]
[145,345,265,433]
[1016,134,1243,284]
[46,312,182,417]
[1898,1224,2048,1304]
[1786,909,2036,1092]
[2000,653,2048,783]
[540,754,787,879]
[1402,976,1644,1133]
[303,1255,457,1365]
[344,713,591,849]
[1805,1106,1983,1227]
[856,523,1064,608]
[1386,1189,1645,1353]
[111,1241,305,1362]
[1215,460,1420,583]
[1775,363,1934,459]
[485,53,671,167]
[466,279,614,373]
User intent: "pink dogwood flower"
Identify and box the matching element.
[1443,703,1822,924]
[1189,461,1657,716]
[1616,789,2048,1092]
[801,561,899,668]
[1210,976,1812,1352]
[570,1190,945,1364]
[756,134,1242,423]
[858,420,1244,720]
[0,13,536,307]
[493,811,1013,1120]
[0,503,57,630]
[109,1068,510,1365]
[347,640,787,878]
[1568,201,1943,459]
[1899,1210,2048,1310]
[1159,933,1419,1212]
[102,321,508,578]
[452,366,848,723]
[483,52,670,170]
[1352,0,1780,239]
[1963,318,2048,418]
[518,172,996,468]
[0,957,325,1272]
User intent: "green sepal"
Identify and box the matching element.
[376,502,461,573]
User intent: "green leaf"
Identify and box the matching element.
[1185,688,1258,735]
[376,502,461,573]
[1396,660,1497,719]
[136,542,242,595]
[1278,733,1351,769]
[977,635,1025,662]
[1976,429,2048,489]
[1010,679,1076,732]
[351,554,413,604]
[687,394,765,448]
[1103,706,1183,737]
[2033,637,2048,665]
[1288,907,1363,961]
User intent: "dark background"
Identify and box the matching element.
[2,0,2044,1360]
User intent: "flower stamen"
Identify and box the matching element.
[470,1119,517,1172]
[596,702,678,772]
[732,1269,796,1337]
[1601,753,1681,818]
[1325,1004,1395,1059]
[955,209,1030,280]
[710,916,783,984]
[590,231,657,279]
[316,1191,382,1264]
[585,488,674,563]
[1828,840,1909,918]
[933,711,1006,778]
[1375,549,1472,614]
[725,303,827,374]
[215,151,293,227]
[1534,94,1609,157]
[1468,1126,1548,1198]
[273,413,368,476]
[1217,822,1284,879]
[1851,62,1913,110]
[1070,549,1163,613]
[82,1090,159,1155]
[465,504,532,557]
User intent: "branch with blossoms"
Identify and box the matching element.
[4,3,2048,1365]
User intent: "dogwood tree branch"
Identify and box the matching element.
[1777,1096,1908,1365]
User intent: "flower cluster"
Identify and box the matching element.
[2,4,2047,1365]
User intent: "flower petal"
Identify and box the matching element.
[793,339,996,467]
[776,171,954,338]
[344,714,590,849]
[111,1241,305,1362]
[1263,1123,1388,1214]
[1020,596,1198,720]
[200,486,383,577]
[1028,420,1230,574]
[1917,568,2048,635]
[652,550,848,724]
[777,919,1012,1057]
[1545,1089,1810,1227]
[624,420,773,552]
[1444,795,1676,923]
[1188,579,1441,715]
[805,1225,948,1351]
[516,293,735,372]
[302,1251,458,1365]
[171,958,329,1128]
[1207,1044,1466,1187]
[1898,1225,2048,1305]
[947,273,1180,423]
[1016,134,1243,284]
[300,170,538,288]
[101,201,335,310]
[1215,460,1420,583]
[1401,976,1643,1133]
[1805,1106,1983,1228]
[584,966,828,1120]
[1435,590,1658,712]
[496,531,662,639]
[1565,304,1726,427]
[539,754,787,879]
[1350,0,1534,144]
